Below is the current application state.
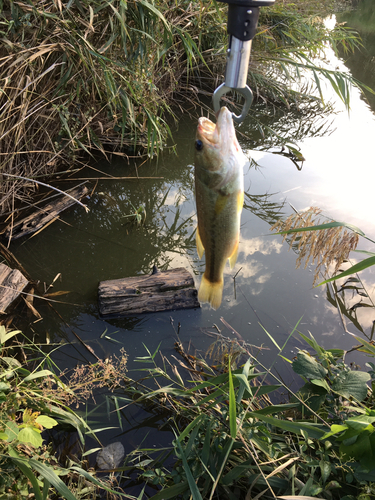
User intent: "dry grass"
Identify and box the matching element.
[271,207,360,285]
[0,0,223,213]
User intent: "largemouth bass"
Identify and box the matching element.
[194,106,247,310]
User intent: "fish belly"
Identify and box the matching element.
[195,175,243,309]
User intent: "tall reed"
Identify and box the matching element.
[0,0,367,213]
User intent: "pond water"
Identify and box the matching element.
[10,3,375,462]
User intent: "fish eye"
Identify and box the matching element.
[195,140,203,151]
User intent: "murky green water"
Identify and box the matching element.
[10,4,375,459]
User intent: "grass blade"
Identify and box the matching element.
[318,255,375,286]
[228,360,237,439]
[174,434,203,500]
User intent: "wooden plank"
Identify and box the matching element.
[0,263,28,313]
[98,267,200,316]
[5,184,89,240]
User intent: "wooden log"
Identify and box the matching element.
[4,184,89,240]
[0,263,28,314]
[98,267,200,316]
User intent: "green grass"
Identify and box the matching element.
[107,329,375,499]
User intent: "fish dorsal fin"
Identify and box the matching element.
[196,227,205,259]
[228,238,239,269]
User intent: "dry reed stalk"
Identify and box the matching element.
[0,0,221,214]
[271,207,359,285]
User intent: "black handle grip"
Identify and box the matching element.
[217,0,275,41]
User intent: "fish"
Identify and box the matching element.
[194,106,247,310]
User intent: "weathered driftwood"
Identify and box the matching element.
[0,263,28,314]
[5,184,89,240]
[98,267,200,316]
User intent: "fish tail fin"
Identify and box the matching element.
[198,274,223,310]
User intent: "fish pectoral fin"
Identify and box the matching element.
[196,227,205,259]
[228,238,239,269]
[215,194,229,215]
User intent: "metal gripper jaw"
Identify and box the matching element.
[212,0,276,124]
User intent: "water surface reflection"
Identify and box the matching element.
[9,7,375,452]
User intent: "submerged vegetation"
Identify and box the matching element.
[0,0,370,212]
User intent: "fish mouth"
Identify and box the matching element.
[197,107,235,146]
[197,117,217,145]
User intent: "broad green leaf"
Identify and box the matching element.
[311,379,330,392]
[321,424,347,440]
[200,421,211,467]
[331,370,370,401]
[36,415,58,429]
[308,485,323,496]
[339,430,374,465]
[292,351,328,380]
[4,420,19,442]
[353,413,375,422]
[18,428,43,448]
[0,382,10,391]
[234,373,253,396]
[236,358,253,402]
[344,415,375,432]
[297,382,328,414]
[319,459,331,483]
[350,335,375,356]
[0,431,8,440]
[81,448,102,457]
[354,249,375,256]
[326,349,345,359]
[2,356,22,369]
[138,386,188,399]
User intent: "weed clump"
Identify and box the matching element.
[59,348,129,407]
[271,206,360,285]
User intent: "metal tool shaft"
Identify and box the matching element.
[213,0,275,123]
[225,37,252,89]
